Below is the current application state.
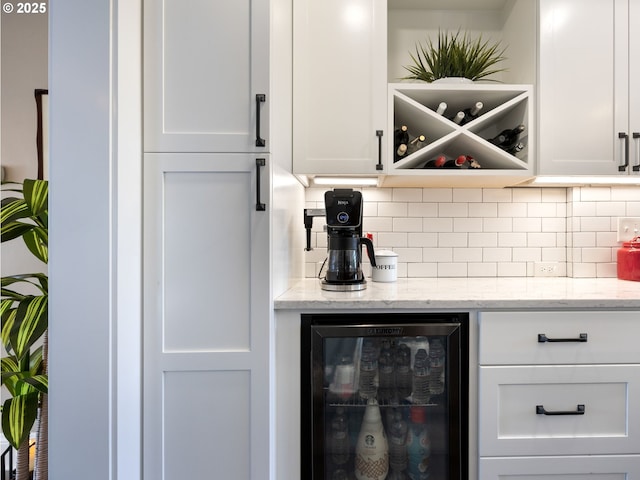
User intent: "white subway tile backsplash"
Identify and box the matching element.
[453,218,483,232]
[393,217,423,232]
[422,188,453,202]
[453,247,483,263]
[542,217,566,232]
[512,188,542,203]
[392,188,422,202]
[363,217,393,233]
[453,189,483,203]
[582,248,613,263]
[377,232,408,248]
[468,262,497,277]
[378,202,408,217]
[596,231,617,247]
[483,218,512,232]
[422,247,452,262]
[408,233,438,247]
[541,188,567,202]
[408,263,438,277]
[498,202,527,217]
[527,232,557,247]
[468,232,498,247]
[498,232,527,247]
[513,217,542,232]
[579,187,611,201]
[438,263,468,277]
[438,232,468,247]
[579,216,611,232]
[573,232,597,247]
[408,203,438,217]
[611,187,640,201]
[392,248,422,263]
[422,218,453,233]
[483,248,512,262]
[596,201,626,217]
[528,202,557,218]
[572,201,596,217]
[512,247,541,262]
[303,186,631,279]
[541,247,567,262]
[483,189,512,203]
[597,263,617,278]
[469,203,497,217]
[627,202,640,215]
[497,262,527,277]
[438,203,469,217]
[572,263,597,278]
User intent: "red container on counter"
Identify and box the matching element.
[617,236,640,281]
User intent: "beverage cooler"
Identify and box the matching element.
[301,313,469,480]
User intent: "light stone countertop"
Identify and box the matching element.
[275,277,640,310]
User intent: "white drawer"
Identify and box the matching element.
[479,365,640,456]
[479,311,640,365]
[480,455,640,479]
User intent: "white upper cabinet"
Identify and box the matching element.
[144,0,270,153]
[293,0,387,176]
[538,0,640,175]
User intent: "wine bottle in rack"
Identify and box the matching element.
[506,142,525,155]
[442,155,468,168]
[487,124,525,151]
[435,102,447,116]
[421,155,446,169]
[458,101,483,125]
[394,125,410,162]
[407,134,426,155]
[451,111,465,125]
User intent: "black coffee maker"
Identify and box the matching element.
[304,189,376,291]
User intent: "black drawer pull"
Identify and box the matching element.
[255,158,266,211]
[538,333,588,343]
[619,132,629,172]
[536,404,585,416]
[255,94,266,147]
[376,130,384,171]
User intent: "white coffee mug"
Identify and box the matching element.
[371,250,398,282]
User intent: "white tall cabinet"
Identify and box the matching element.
[538,0,640,175]
[143,1,272,479]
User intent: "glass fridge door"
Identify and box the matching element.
[301,313,468,480]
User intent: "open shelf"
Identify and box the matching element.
[385,83,534,187]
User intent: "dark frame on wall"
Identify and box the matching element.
[35,88,48,180]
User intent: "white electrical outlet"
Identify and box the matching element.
[617,217,640,242]
[534,262,563,277]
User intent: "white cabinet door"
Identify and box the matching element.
[293,0,387,175]
[481,455,640,479]
[479,364,640,457]
[144,0,270,153]
[143,153,270,480]
[538,0,630,175]
[479,311,640,365]
[631,0,640,174]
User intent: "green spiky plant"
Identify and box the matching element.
[403,29,507,82]
[1,179,48,480]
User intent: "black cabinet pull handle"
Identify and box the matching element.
[376,130,384,171]
[618,132,629,172]
[536,404,585,416]
[633,132,640,172]
[538,333,587,343]
[256,94,266,147]
[256,158,266,211]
